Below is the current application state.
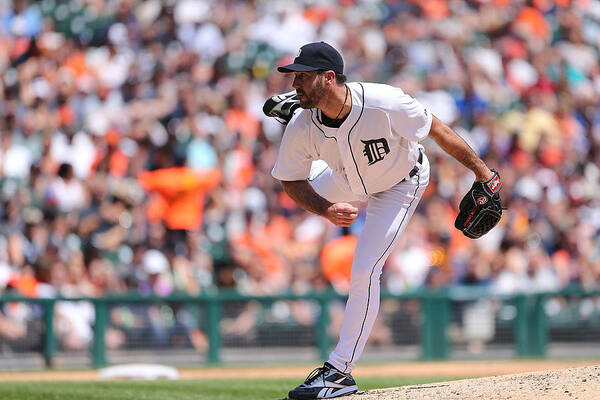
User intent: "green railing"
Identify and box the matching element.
[0,286,598,368]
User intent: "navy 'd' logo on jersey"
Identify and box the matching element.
[361,138,390,165]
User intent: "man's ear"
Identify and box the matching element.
[325,70,336,85]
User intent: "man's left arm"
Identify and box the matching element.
[427,116,494,181]
[428,115,504,239]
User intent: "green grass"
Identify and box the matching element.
[0,376,460,400]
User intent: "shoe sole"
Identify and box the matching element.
[288,385,358,399]
[322,385,358,398]
[262,97,280,116]
[262,92,298,117]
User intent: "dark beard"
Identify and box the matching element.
[298,78,326,109]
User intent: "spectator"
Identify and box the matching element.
[48,163,88,212]
[0,0,598,355]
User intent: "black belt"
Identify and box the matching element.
[400,150,423,183]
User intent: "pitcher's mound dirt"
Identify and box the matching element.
[0,360,596,382]
[349,365,600,400]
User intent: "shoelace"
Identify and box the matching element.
[304,365,329,385]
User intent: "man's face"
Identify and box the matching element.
[292,71,326,109]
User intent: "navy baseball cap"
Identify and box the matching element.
[278,42,344,74]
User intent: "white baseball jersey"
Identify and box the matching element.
[272,82,432,195]
[271,81,433,374]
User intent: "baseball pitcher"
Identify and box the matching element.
[263,41,503,399]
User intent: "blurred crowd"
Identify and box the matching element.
[0,0,599,353]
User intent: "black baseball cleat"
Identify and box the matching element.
[263,90,300,125]
[288,362,358,399]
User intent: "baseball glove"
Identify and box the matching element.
[454,169,503,239]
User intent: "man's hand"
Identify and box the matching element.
[326,203,358,227]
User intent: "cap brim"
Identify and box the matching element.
[277,63,318,73]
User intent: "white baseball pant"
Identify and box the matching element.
[308,152,430,373]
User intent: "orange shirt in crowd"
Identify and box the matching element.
[230,215,291,278]
[320,235,358,284]
[232,230,285,277]
[514,6,550,40]
[63,51,89,78]
[224,109,260,140]
[8,273,39,298]
[138,167,221,231]
[406,0,448,20]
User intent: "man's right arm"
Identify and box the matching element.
[280,180,358,227]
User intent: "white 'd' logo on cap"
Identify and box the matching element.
[296,48,302,58]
